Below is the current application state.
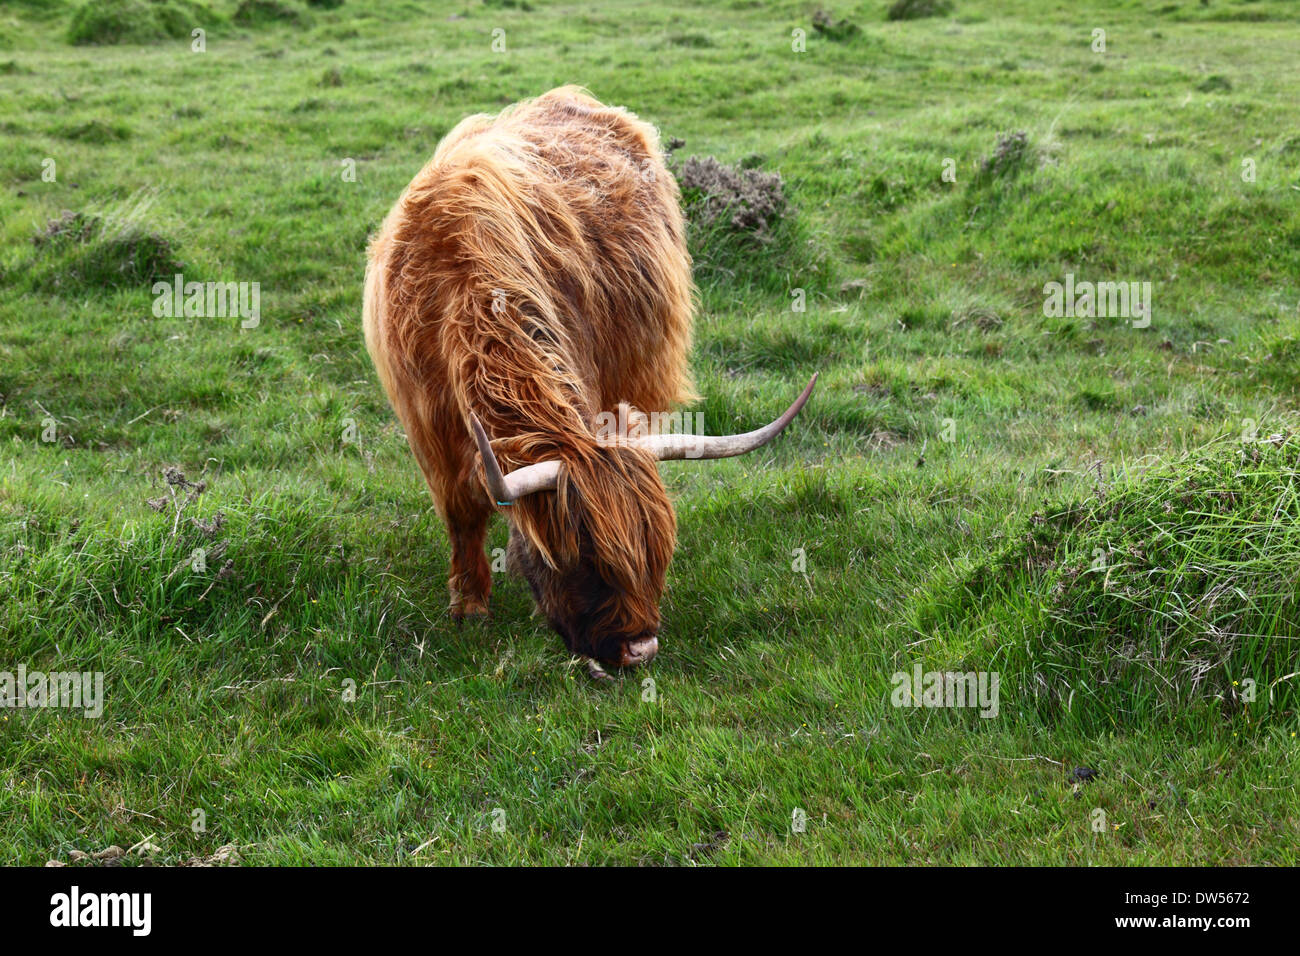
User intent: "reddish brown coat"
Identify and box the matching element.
[363,87,693,664]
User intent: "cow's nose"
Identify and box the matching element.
[620,635,659,667]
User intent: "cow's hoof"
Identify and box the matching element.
[450,602,490,623]
[586,659,616,682]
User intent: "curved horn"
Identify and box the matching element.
[468,372,816,501]
[635,373,818,461]
[469,414,561,503]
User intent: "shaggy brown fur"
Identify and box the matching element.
[363,87,694,666]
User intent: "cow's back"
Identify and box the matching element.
[364,87,694,467]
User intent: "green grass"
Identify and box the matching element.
[1,0,1298,865]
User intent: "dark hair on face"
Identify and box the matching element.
[505,443,674,664]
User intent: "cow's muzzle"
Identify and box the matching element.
[618,635,659,667]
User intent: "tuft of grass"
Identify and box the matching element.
[812,9,860,41]
[677,155,788,237]
[666,32,714,48]
[674,154,829,295]
[972,129,1033,186]
[29,199,184,293]
[1196,73,1233,93]
[66,0,206,46]
[233,0,307,27]
[917,435,1300,731]
[56,119,132,143]
[887,0,953,21]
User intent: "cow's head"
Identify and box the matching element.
[471,374,817,668]
[503,442,673,668]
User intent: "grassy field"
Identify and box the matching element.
[1,0,1299,865]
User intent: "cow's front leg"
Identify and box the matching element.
[445,491,493,621]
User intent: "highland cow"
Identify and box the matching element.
[363,87,815,668]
